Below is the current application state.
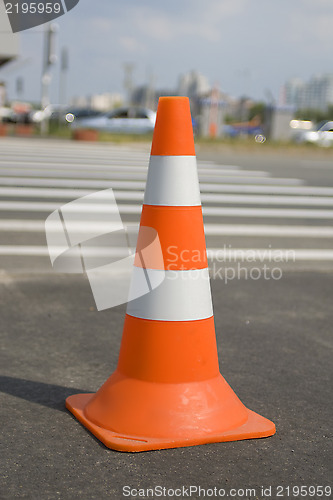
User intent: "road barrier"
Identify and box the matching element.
[66,96,276,451]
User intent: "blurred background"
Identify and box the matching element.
[1,0,333,144]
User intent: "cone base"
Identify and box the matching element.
[66,393,275,452]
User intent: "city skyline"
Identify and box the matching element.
[1,0,333,106]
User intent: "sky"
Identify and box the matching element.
[1,0,333,106]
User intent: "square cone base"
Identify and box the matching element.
[66,393,276,452]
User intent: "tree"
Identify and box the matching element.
[248,102,266,123]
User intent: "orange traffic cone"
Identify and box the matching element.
[66,96,275,451]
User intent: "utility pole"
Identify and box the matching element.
[59,46,69,106]
[41,23,57,135]
[16,77,24,99]
[123,63,134,105]
[145,67,155,110]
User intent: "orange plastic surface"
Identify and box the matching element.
[66,313,275,452]
[151,97,196,156]
[117,315,219,383]
[66,375,275,452]
[135,205,207,270]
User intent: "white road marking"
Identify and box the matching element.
[206,248,333,261]
[0,146,149,157]
[1,220,333,238]
[200,183,333,195]
[1,201,333,219]
[0,177,145,190]
[203,207,333,219]
[0,169,303,185]
[203,224,333,237]
[0,166,270,178]
[0,158,242,173]
[0,220,139,232]
[0,201,142,213]
[0,176,331,195]
[0,139,332,270]
[0,246,333,261]
[0,246,130,257]
[202,193,333,206]
[1,187,333,207]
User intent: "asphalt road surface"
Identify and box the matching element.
[0,137,332,500]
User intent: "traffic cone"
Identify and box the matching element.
[66,96,275,451]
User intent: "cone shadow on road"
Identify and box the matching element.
[0,375,85,412]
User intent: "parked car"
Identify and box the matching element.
[294,120,333,147]
[0,107,16,123]
[29,105,68,124]
[64,108,103,123]
[71,106,156,134]
[1,105,32,124]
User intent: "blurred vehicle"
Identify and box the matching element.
[1,102,33,124]
[30,106,103,124]
[223,123,266,142]
[293,120,333,147]
[0,106,16,123]
[71,106,157,134]
[64,108,103,123]
[289,119,314,142]
[29,105,67,124]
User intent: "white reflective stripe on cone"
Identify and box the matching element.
[144,156,201,206]
[127,267,213,321]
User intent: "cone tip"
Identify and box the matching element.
[151,96,196,156]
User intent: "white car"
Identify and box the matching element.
[298,121,333,147]
[71,106,156,134]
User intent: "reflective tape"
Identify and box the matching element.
[127,267,213,321]
[144,156,201,206]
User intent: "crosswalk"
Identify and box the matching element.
[0,136,333,273]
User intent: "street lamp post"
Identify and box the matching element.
[41,23,57,135]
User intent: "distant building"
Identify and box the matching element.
[178,71,210,99]
[131,70,212,114]
[282,78,304,109]
[131,86,177,110]
[282,74,333,111]
[70,93,124,111]
[89,93,123,111]
[177,70,211,117]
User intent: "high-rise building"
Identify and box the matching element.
[282,74,333,111]
[178,70,211,98]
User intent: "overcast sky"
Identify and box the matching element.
[1,0,333,105]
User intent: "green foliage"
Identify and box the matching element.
[225,102,267,124]
[248,102,266,122]
[224,114,234,124]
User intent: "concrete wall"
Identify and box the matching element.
[264,106,295,141]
